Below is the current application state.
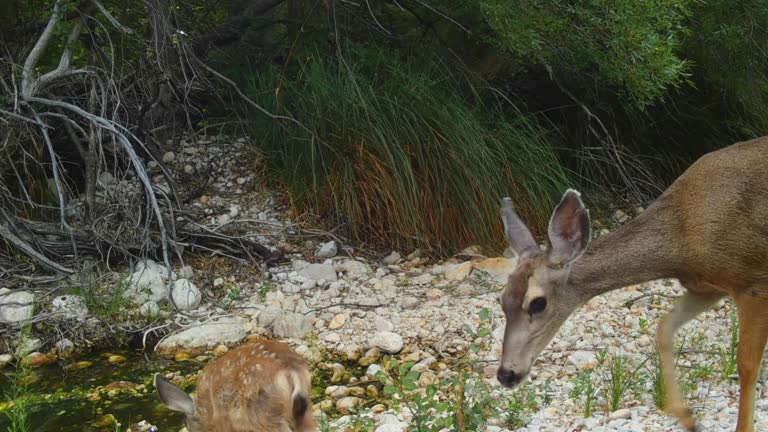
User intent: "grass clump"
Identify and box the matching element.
[244,47,570,255]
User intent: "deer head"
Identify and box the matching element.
[496,189,591,388]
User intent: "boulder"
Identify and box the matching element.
[272,312,311,339]
[0,289,35,323]
[370,332,404,353]
[316,241,338,259]
[123,269,168,304]
[155,317,245,357]
[171,279,201,310]
[52,295,88,319]
[298,264,338,282]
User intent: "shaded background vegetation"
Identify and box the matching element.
[2,0,768,263]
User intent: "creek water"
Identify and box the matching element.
[0,350,198,432]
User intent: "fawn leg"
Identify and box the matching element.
[657,291,724,431]
[734,295,768,432]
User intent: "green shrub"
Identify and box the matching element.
[243,47,569,254]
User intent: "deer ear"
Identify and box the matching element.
[500,197,539,259]
[547,189,590,266]
[155,373,196,417]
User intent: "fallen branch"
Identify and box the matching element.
[0,222,75,274]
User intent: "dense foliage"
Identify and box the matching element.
[3,0,768,256]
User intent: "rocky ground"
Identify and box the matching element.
[1,136,766,432]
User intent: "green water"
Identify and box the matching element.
[0,348,379,432]
[0,350,202,432]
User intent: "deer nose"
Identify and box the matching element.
[496,367,519,388]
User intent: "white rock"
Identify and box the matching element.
[162,151,175,163]
[335,396,364,414]
[257,305,284,327]
[298,264,338,282]
[328,313,348,330]
[323,332,341,343]
[98,172,116,186]
[382,251,401,265]
[0,354,12,368]
[316,241,338,259]
[139,301,160,318]
[282,282,301,294]
[370,331,404,353]
[214,277,225,287]
[135,260,176,281]
[123,268,168,304]
[171,279,201,310]
[366,363,383,378]
[15,338,42,357]
[378,413,402,426]
[184,164,195,174]
[568,350,598,369]
[300,280,317,290]
[0,289,35,323]
[412,274,434,285]
[399,296,419,309]
[609,408,632,420]
[374,316,395,332]
[272,312,311,338]
[177,265,194,279]
[375,424,405,432]
[52,295,88,318]
[411,356,436,372]
[54,338,75,354]
[339,260,371,278]
[156,317,245,353]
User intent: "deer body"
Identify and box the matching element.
[155,339,317,432]
[496,137,768,432]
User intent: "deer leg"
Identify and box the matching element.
[734,295,768,432]
[657,291,724,431]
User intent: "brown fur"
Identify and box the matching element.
[498,137,768,432]
[158,339,317,432]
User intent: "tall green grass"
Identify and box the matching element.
[243,48,569,254]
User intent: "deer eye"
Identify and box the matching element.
[529,297,547,314]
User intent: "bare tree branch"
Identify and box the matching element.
[0,222,75,274]
[21,0,62,97]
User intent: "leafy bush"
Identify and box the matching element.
[479,0,693,110]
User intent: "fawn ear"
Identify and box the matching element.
[547,189,590,266]
[155,373,196,417]
[500,197,539,259]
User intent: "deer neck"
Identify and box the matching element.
[567,208,681,304]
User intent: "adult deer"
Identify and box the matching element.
[155,339,317,432]
[496,137,768,432]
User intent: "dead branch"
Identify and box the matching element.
[0,222,75,274]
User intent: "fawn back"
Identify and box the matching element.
[155,339,317,432]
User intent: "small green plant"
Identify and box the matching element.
[256,282,273,302]
[3,328,35,432]
[719,310,739,380]
[638,317,649,333]
[571,368,599,418]
[378,360,450,432]
[604,355,647,412]
[649,349,666,410]
[504,381,539,428]
[225,285,241,302]
[67,278,133,321]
